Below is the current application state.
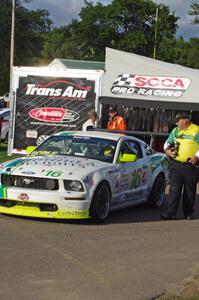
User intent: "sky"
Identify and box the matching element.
[25,0,199,40]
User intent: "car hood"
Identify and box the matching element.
[0,156,109,179]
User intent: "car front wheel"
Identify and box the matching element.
[90,182,111,222]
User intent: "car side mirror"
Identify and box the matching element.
[119,153,137,163]
[146,146,153,155]
[26,146,36,154]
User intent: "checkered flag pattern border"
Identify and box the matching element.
[112,74,135,86]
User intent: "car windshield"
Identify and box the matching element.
[30,135,117,163]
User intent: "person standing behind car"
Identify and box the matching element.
[107,105,127,131]
[161,112,199,220]
[82,109,97,131]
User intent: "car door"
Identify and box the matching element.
[127,140,150,198]
[112,139,150,207]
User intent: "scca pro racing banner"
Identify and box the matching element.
[111,74,190,98]
[14,75,96,150]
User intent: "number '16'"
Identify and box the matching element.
[131,169,142,189]
[46,171,63,177]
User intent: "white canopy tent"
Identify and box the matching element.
[101,48,199,110]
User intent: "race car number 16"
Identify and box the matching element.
[131,169,142,189]
[45,170,63,177]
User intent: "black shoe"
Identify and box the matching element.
[161,213,176,220]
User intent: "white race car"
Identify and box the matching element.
[0,131,169,222]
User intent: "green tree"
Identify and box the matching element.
[157,35,199,69]
[188,2,199,24]
[41,0,178,62]
[41,23,83,62]
[182,37,199,68]
[156,37,178,63]
[0,0,52,94]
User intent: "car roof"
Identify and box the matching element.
[54,130,146,144]
[55,130,121,141]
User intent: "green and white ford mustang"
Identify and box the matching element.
[0,131,169,222]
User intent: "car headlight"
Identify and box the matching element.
[1,174,14,186]
[64,180,84,192]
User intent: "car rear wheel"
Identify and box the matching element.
[90,182,111,222]
[147,174,165,208]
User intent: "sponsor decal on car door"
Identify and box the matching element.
[112,140,150,205]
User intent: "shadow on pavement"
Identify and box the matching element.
[2,190,199,226]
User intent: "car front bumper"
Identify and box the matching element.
[0,186,91,219]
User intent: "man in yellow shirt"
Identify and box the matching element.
[161,112,199,220]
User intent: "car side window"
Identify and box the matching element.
[119,140,142,157]
[120,141,133,155]
[117,141,132,163]
[128,141,143,159]
[118,140,142,163]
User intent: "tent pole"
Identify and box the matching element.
[153,7,159,59]
[9,0,15,104]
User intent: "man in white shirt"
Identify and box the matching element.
[82,110,97,131]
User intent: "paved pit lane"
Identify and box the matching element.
[0,187,199,300]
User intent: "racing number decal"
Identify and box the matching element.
[131,169,142,189]
[45,171,63,177]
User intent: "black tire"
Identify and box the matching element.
[147,174,165,208]
[89,182,111,222]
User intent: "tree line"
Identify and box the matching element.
[0,0,198,95]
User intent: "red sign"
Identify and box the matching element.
[133,76,188,89]
[29,107,80,123]
[29,107,65,122]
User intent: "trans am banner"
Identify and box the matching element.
[13,75,96,150]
